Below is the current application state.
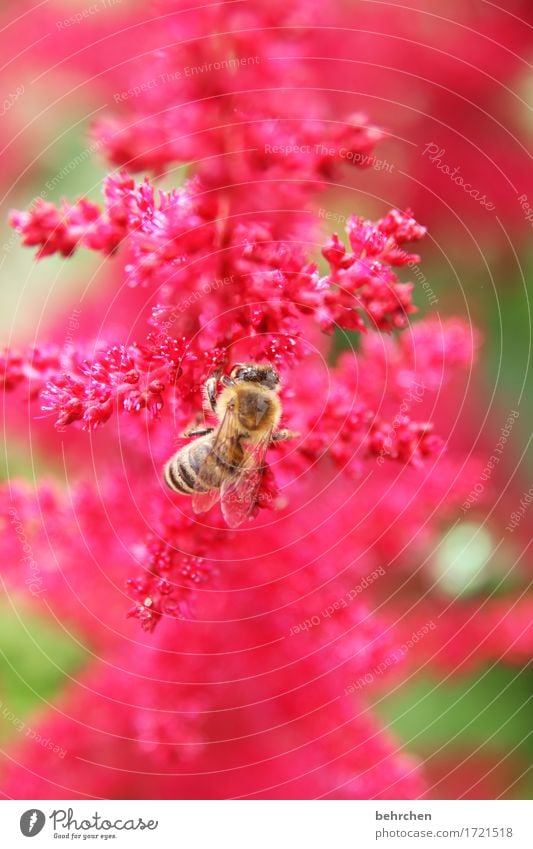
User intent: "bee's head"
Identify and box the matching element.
[229,362,280,390]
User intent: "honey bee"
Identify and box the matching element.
[164,363,296,527]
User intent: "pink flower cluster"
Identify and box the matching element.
[9,169,439,443]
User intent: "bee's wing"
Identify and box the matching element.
[220,429,273,528]
[191,402,241,516]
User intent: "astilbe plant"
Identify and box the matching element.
[0,0,482,799]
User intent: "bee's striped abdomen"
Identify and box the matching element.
[164,433,245,498]
[165,438,219,496]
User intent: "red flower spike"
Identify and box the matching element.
[0,0,486,802]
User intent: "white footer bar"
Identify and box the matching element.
[1,799,532,848]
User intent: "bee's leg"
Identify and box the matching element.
[204,375,219,413]
[182,424,215,438]
[272,429,299,442]
[204,370,233,413]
